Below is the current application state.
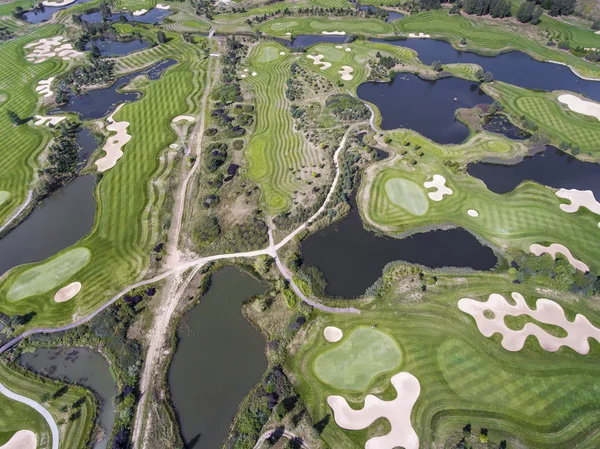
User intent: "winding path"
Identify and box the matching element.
[0,381,59,449]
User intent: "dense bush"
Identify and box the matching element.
[227,218,268,252]
[211,84,240,104]
[193,216,221,247]
[203,142,228,172]
[325,94,369,121]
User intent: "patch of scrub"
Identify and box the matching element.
[530,243,589,272]
[24,36,83,64]
[384,178,428,216]
[35,77,54,98]
[306,54,331,70]
[54,281,82,303]
[458,292,600,354]
[556,188,600,215]
[0,191,9,207]
[172,115,195,123]
[33,115,66,126]
[558,94,600,121]
[256,45,280,63]
[324,326,343,342]
[338,66,354,81]
[313,327,401,391]
[322,31,345,35]
[7,247,91,302]
[95,104,131,172]
[408,32,430,38]
[467,209,479,217]
[424,174,452,201]
[0,430,37,449]
[328,372,420,449]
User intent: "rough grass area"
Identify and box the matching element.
[313,326,401,392]
[384,178,428,216]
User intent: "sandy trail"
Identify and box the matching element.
[558,94,600,121]
[424,174,452,201]
[0,430,37,449]
[54,282,82,302]
[95,104,131,172]
[530,243,589,272]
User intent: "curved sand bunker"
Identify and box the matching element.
[530,243,589,272]
[322,31,345,35]
[467,209,479,217]
[33,115,66,126]
[324,326,343,342]
[132,9,148,16]
[328,372,420,449]
[36,77,54,98]
[25,36,83,64]
[0,430,37,449]
[408,32,430,38]
[424,174,452,201]
[338,66,354,81]
[95,104,131,172]
[458,292,600,354]
[156,3,170,9]
[558,94,600,121]
[172,115,195,123]
[306,54,331,70]
[42,0,75,5]
[54,281,82,303]
[555,188,600,215]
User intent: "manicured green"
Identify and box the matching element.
[313,327,402,391]
[259,17,393,37]
[384,178,428,216]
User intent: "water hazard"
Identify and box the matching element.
[86,36,149,56]
[80,8,171,24]
[22,0,93,23]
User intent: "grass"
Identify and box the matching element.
[259,16,394,37]
[0,192,9,208]
[287,273,600,448]
[313,326,402,392]
[383,178,428,216]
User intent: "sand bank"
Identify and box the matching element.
[424,174,452,201]
[35,77,54,98]
[132,9,148,15]
[156,3,170,9]
[556,188,600,215]
[306,54,331,70]
[33,115,66,126]
[558,94,600,121]
[25,36,83,64]
[338,66,354,81]
[95,104,131,172]
[530,243,589,272]
[322,31,345,35]
[54,281,82,303]
[0,430,37,449]
[408,32,430,38]
[324,326,343,342]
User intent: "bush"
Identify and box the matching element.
[211,84,240,104]
[193,216,221,247]
[203,142,228,172]
[325,94,369,121]
[517,1,535,22]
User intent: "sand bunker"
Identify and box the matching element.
[252,71,257,76]
[335,45,343,49]
[132,9,148,15]
[0,430,37,449]
[95,104,131,172]
[555,188,600,216]
[530,243,589,272]
[54,281,82,303]
[324,326,343,342]
[172,115,195,123]
[42,0,74,5]
[408,32,430,38]
[558,94,600,121]
[345,48,351,52]
[25,36,83,64]
[322,31,345,35]
[36,77,54,98]
[169,143,178,149]
[424,174,452,201]
[306,54,332,70]
[338,66,354,81]
[459,292,600,354]
[467,209,479,217]
[280,51,285,55]
[33,115,66,126]
[328,372,420,449]
[156,3,170,9]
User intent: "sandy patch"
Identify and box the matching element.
[0,430,37,449]
[596,31,600,35]
[25,36,83,64]
[328,372,420,449]
[467,209,479,217]
[335,45,343,49]
[338,66,354,81]
[132,9,148,15]
[558,94,600,121]
[324,326,343,342]
[172,115,195,123]
[424,174,452,201]
[530,243,589,272]
[33,115,66,126]
[35,77,54,98]
[345,48,351,52]
[209,53,220,57]
[279,51,285,55]
[408,32,430,38]
[459,292,600,354]
[240,74,246,78]
[169,143,178,149]
[155,3,170,9]
[252,71,257,76]
[322,31,345,35]
[306,54,331,70]
[555,188,600,215]
[54,281,82,303]
[42,0,75,5]
[95,104,131,172]
[285,32,292,35]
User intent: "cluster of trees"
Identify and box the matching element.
[193,215,221,247]
[0,27,14,41]
[203,142,229,172]
[0,311,36,332]
[463,0,511,18]
[246,6,356,25]
[325,94,370,121]
[38,121,80,191]
[191,0,214,18]
[6,110,25,125]
[543,0,576,16]
[517,1,544,24]
[55,59,115,104]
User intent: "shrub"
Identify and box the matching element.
[193,216,221,247]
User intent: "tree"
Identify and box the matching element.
[40,392,51,403]
[90,44,100,59]
[7,109,22,125]
[483,71,494,82]
[517,1,535,22]
[431,60,442,71]
[490,0,511,18]
[157,31,167,44]
[550,0,575,16]
[531,5,544,24]
[419,0,441,10]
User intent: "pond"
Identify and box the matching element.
[169,267,268,449]
[288,34,348,49]
[0,175,96,277]
[21,0,93,23]
[85,36,149,56]
[75,127,99,165]
[20,347,117,449]
[468,145,600,197]
[80,8,171,24]
[301,196,498,298]
[357,72,492,144]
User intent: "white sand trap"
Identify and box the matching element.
[324,326,343,342]
[25,36,83,64]
[306,54,332,70]
[0,430,37,449]
[467,209,479,217]
[43,0,75,6]
[35,77,54,98]
[556,188,600,215]
[172,115,195,123]
[33,115,66,126]
[252,72,257,76]
[345,48,351,52]
[322,31,345,35]
[243,68,248,72]
[240,74,246,78]
[328,372,420,449]
[558,94,600,121]
[338,66,354,81]
[132,9,148,15]
[424,174,452,201]
[54,282,82,303]
[280,51,285,55]
[286,32,292,35]
[155,3,170,9]
[95,104,131,172]
[209,53,220,57]
[169,143,178,149]
[530,243,589,272]
[408,32,430,38]
[596,31,600,35]
[458,292,600,354]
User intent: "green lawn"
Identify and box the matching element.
[384,178,428,216]
[259,17,394,37]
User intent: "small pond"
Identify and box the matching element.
[301,196,498,298]
[20,347,117,449]
[21,0,93,23]
[80,8,171,24]
[169,267,268,449]
[468,145,600,197]
[86,36,149,56]
[357,72,492,144]
[75,127,99,165]
[288,34,348,49]
[0,175,96,277]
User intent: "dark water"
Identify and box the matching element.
[86,36,149,56]
[301,197,498,298]
[21,0,93,23]
[482,114,530,140]
[75,127,99,164]
[372,38,600,101]
[20,348,117,449]
[359,6,403,22]
[357,72,492,143]
[289,34,347,49]
[468,146,600,197]
[169,268,268,449]
[80,8,171,24]
[0,175,96,276]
